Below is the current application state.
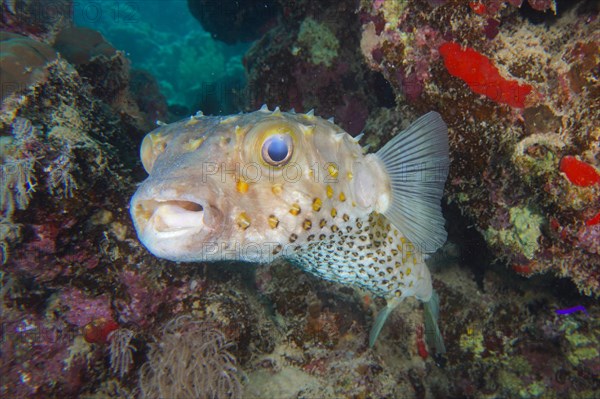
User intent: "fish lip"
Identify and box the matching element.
[131,195,209,237]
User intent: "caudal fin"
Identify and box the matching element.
[375,112,449,253]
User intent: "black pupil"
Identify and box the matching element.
[267,137,288,162]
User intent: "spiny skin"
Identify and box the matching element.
[131,108,432,303]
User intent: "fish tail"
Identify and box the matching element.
[375,111,449,254]
[423,290,446,354]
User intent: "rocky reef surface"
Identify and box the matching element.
[1,0,598,398]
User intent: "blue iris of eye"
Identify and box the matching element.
[267,137,289,162]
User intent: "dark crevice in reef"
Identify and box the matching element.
[373,72,397,109]
[442,201,493,291]
[519,0,598,25]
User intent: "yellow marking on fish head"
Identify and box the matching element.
[185,118,199,127]
[236,212,251,230]
[268,215,279,229]
[236,179,249,194]
[140,131,169,173]
[183,137,205,152]
[272,184,283,195]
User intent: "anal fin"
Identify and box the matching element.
[423,290,446,354]
[369,297,402,347]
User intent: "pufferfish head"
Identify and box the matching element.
[130,108,390,263]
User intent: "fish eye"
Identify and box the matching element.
[261,134,293,166]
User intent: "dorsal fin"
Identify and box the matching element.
[375,112,449,253]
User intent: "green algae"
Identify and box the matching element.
[297,18,339,67]
[485,206,544,259]
[509,355,532,375]
[459,325,485,359]
[518,380,546,399]
[377,0,408,30]
[517,150,558,186]
[560,320,600,367]
[499,367,546,399]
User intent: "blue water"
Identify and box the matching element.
[74,0,249,115]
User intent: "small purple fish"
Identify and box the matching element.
[555,305,589,316]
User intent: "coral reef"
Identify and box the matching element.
[51,26,165,132]
[0,12,165,396]
[297,17,340,67]
[0,118,38,217]
[139,315,243,399]
[0,32,58,100]
[0,0,73,39]
[243,0,395,134]
[108,328,136,379]
[353,0,600,295]
[52,26,117,65]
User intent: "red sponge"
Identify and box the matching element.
[439,42,533,108]
[559,156,600,187]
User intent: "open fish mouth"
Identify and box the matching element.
[133,198,206,237]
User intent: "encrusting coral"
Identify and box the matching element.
[0,32,58,100]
